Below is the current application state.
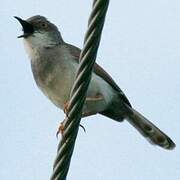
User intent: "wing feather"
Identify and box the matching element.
[65,43,131,107]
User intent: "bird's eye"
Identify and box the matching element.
[41,22,47,28]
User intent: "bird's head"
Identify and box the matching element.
[15,15,63,48]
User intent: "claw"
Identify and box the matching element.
[56,121,86,138]
[80,124,86,133]
[63,101,69,114]
[56,122,65,138]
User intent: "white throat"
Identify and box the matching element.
[23,32,57,59]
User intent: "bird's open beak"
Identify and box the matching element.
[14,16,34,38]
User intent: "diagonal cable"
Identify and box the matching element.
[50,0,110,179]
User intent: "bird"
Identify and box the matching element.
[15,15,175,150]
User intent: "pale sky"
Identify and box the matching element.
[1,0,180,180]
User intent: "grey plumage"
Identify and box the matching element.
[15,15,175,150]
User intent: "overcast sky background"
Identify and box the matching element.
[1,0,180,180]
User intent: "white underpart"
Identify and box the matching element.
[23,31,116,114]
[23,32,56,59]
[87,72,115,112]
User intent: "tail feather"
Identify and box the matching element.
[126,108,175,150]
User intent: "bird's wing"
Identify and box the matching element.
[65,43,131,107]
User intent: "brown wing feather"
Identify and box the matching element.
[65,43,131,107]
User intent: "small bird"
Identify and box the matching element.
[15,15,175,150]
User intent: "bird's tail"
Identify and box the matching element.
[126,107,175,150]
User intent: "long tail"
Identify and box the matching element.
[126,108,175,150]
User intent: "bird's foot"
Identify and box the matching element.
[63,101,69,114]
[63,95,103,114]
[86,95,103,101]
[56,120,86,138]
[56,121,65,138]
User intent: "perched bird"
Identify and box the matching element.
[15,15,175,150]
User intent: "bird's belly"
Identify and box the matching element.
[84,74,115,113]
[38,71,114,113]
[32,59,76,109]
[32,58,115,113]
[40,71,76,109]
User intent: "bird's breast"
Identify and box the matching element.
[28,45,115,113]
[31,52,77,109]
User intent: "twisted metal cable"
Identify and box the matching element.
[50,0,110,179]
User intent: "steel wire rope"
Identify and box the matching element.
[50,1,110,179]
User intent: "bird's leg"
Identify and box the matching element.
[56,120,66,138]
[56,101,70,137]
[82,94,104,117]
[57,94,104,137]
[56,118,86,137]
[63,101,69,114]
[85,95,103,102]
[55,102,70,137]
[63,94,103,115]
